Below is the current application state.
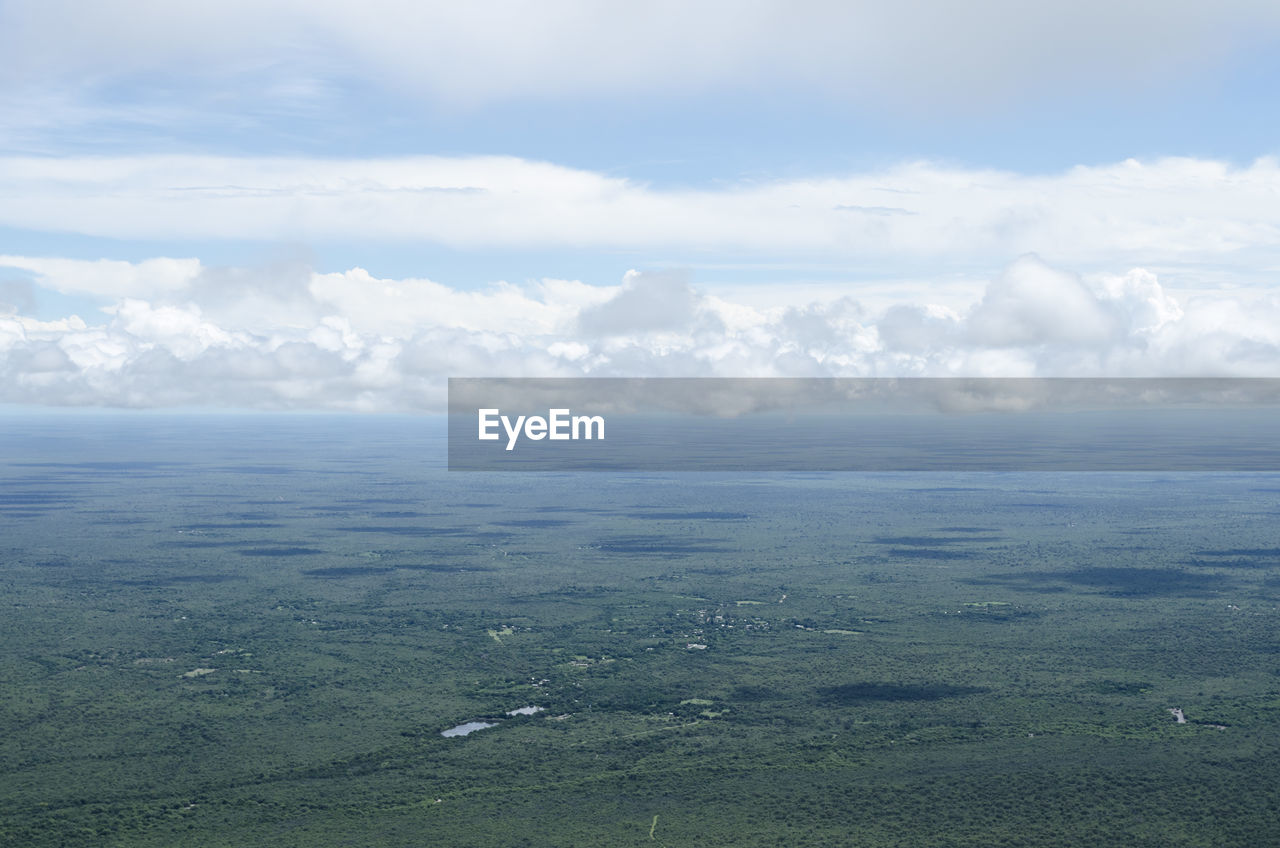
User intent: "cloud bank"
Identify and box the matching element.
[3,255,1279,411]
[4,1,1279,110]
[5,155,1280,280]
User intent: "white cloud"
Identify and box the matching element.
[308,267,607,337]
[576,271,703,337]
[967,256,1121,347]
[3,1,1279,110]
[3,254,1280,410]
[104,299,247,359]
[0,255,202,298]
[4,155,1280,281]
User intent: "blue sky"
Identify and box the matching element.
[4,1,1280,409]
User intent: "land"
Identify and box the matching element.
[3,416,1280,846]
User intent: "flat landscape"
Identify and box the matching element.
[3,416,1280,846]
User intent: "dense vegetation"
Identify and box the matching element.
[3,417,1280,846]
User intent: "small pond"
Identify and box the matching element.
[441,721,497,738]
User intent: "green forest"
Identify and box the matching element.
[4,422,1280,846]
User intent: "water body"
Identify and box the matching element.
[441,721,497,738]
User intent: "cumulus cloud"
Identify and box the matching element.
[576,271,703,337]
[3,1,1279,110]
[3,253,1280,410]
[4,155,1280,280]
[967,256,1122,347]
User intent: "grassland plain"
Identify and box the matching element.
[3,416,1280,846]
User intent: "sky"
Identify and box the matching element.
[3,0,1280,411]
